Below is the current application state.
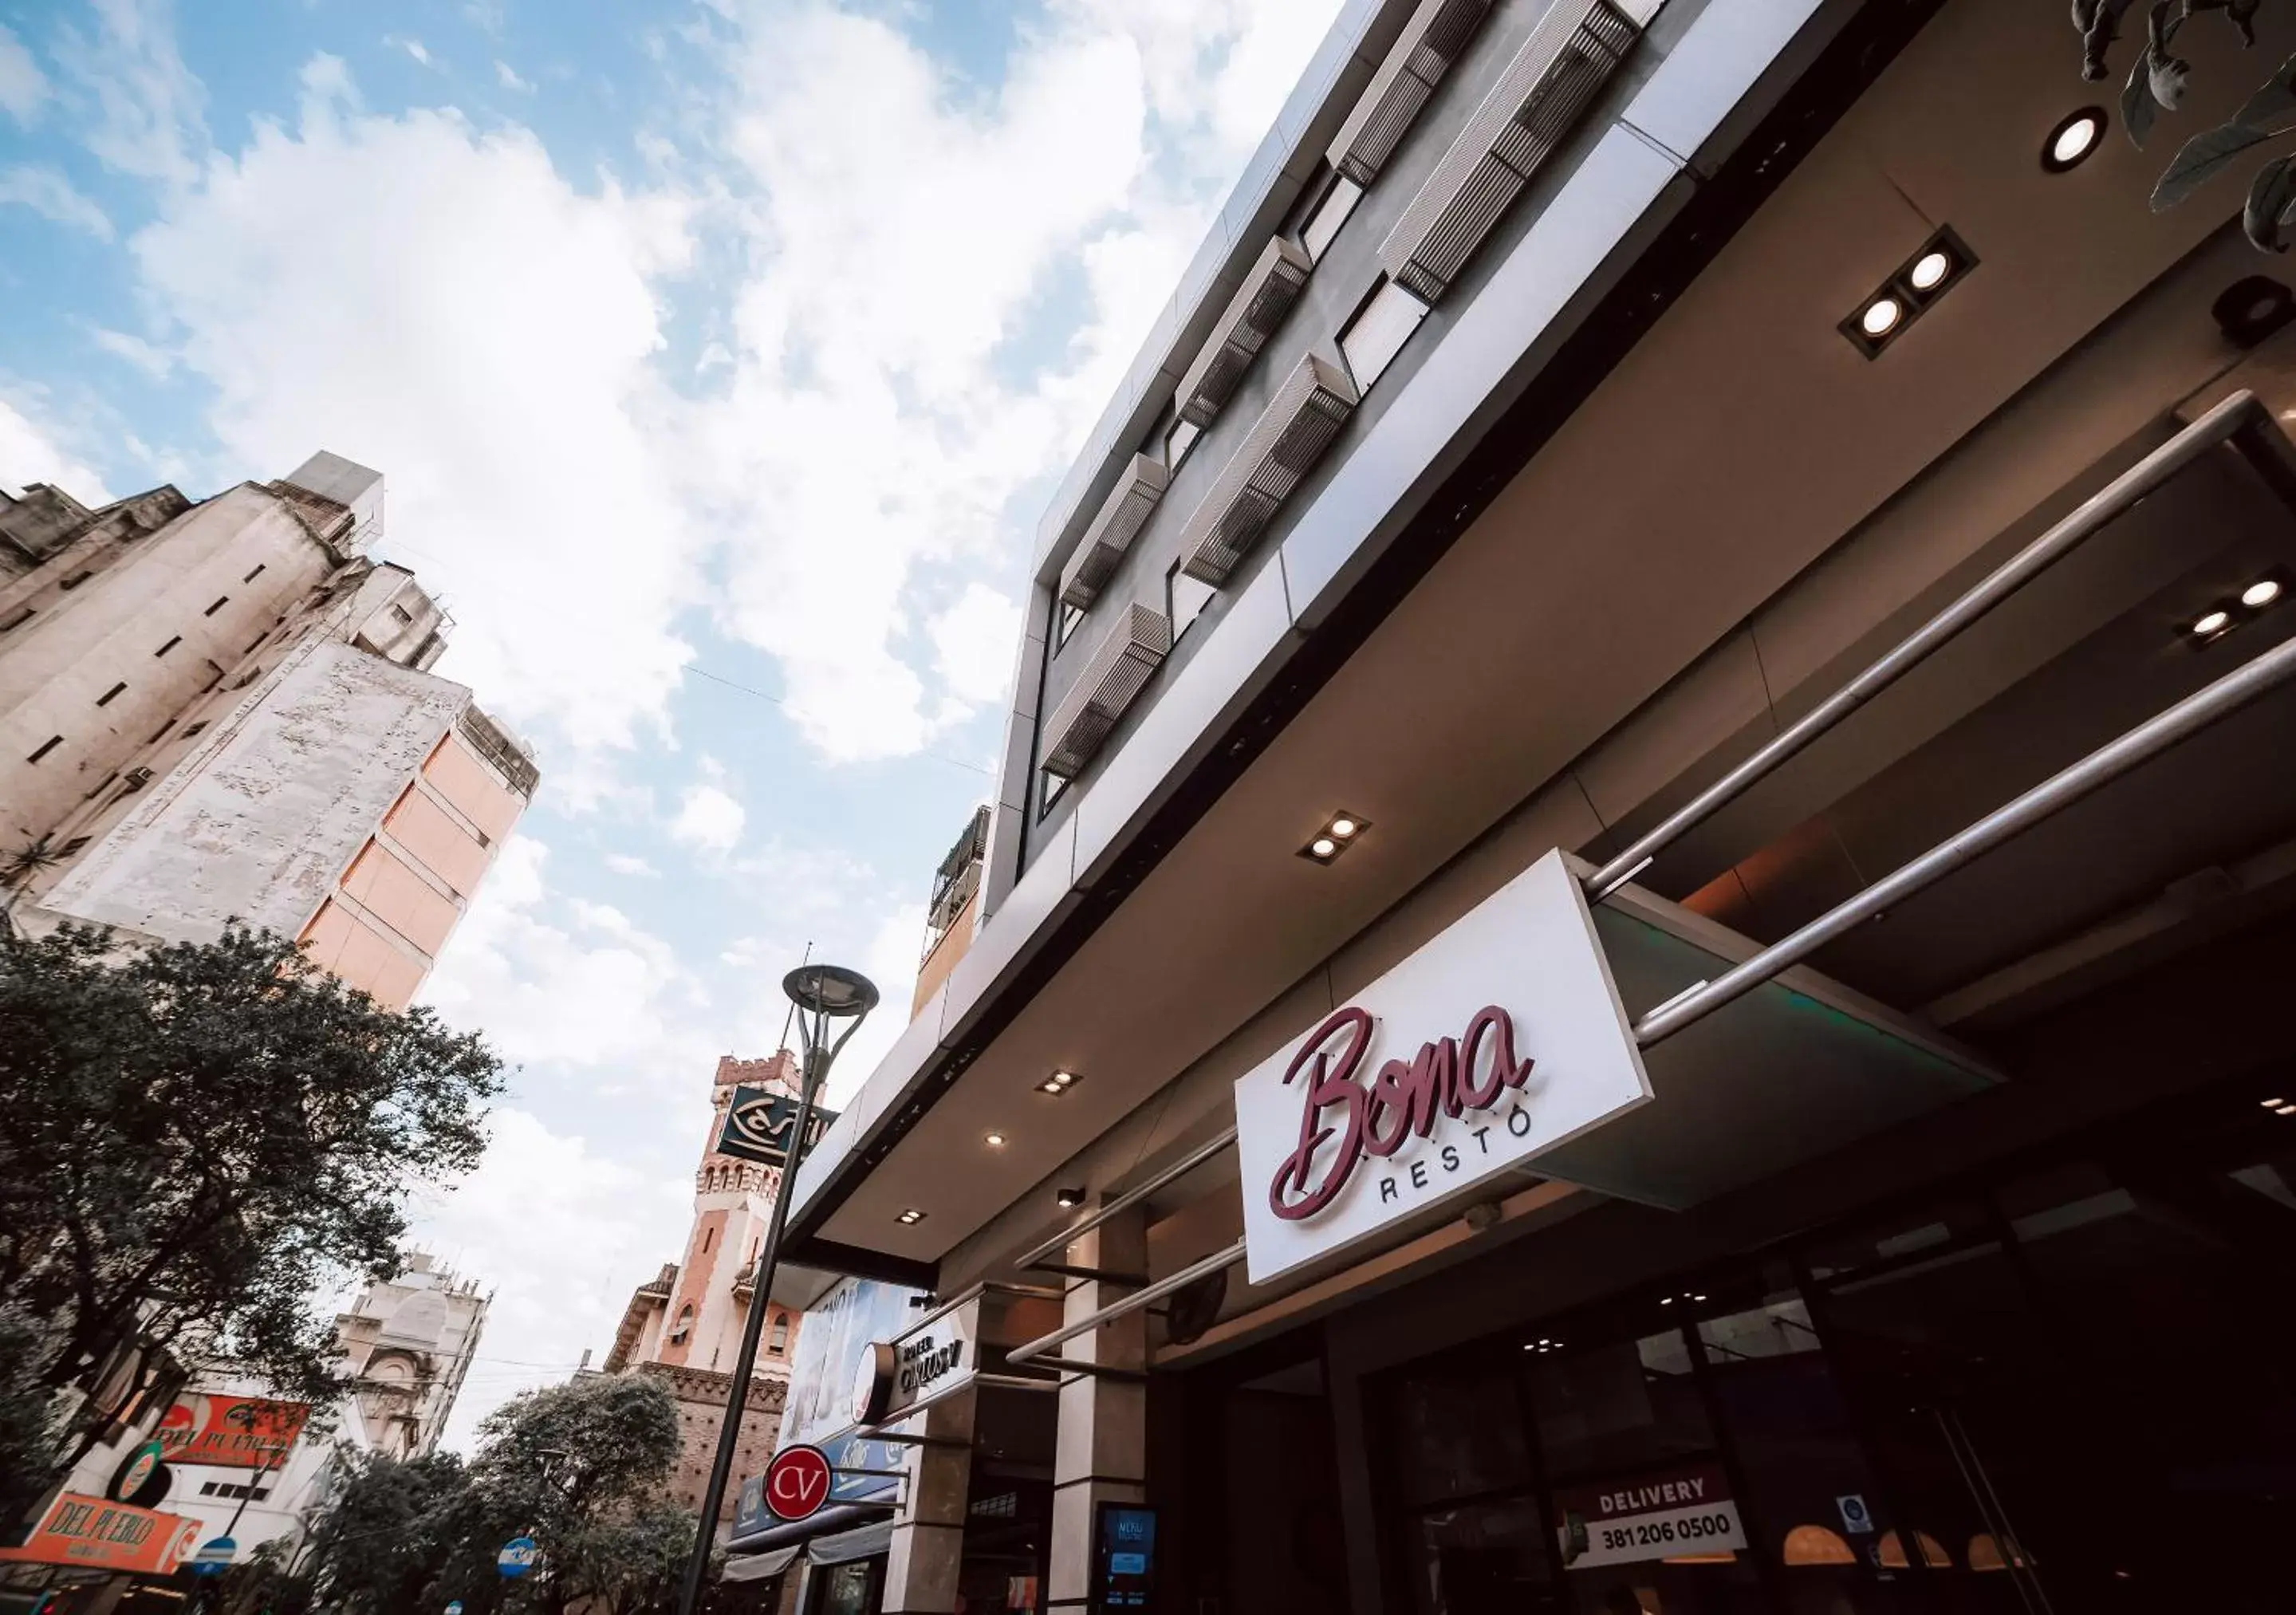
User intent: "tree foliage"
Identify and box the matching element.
[286,1372,716,1615]
[0,924,504,1477]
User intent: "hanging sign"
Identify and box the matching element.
[1231,849,1650,1283]
[1554,1463,1746,1570]
[764,1444,834,1522]
[850,1293,980,1428]
[716,1087,838,1168]
[155,1394,307,1470]
[0,1495,201,1576]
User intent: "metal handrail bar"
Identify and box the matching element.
[1012,1126,1239,1272]
[1585,391,2266,901]
[1004,1239,1249,1366]
[1632,629,2296,1046]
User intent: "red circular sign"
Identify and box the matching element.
[764,1444,833,1522]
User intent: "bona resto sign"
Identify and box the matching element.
[1233,849,1651,1283]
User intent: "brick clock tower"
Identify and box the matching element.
[598,1053,807,1522]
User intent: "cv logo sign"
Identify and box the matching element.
[765,1444,833,1522]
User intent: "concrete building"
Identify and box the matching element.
[0,453,538,1007]
[333,1252,490,1459]
[731,2,2296,1612]
[600,1054,807,1524]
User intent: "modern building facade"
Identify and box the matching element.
[601,1054,807,1523]
[0,453,538,1008]
[746,1,2296,1612]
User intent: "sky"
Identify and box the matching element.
[0,0,1344,1447]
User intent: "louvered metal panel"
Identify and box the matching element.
[1380,0,1641,305]
[1057,455,1170,610]
[1040,602,1173,779]
[1327,0,1496,187]
[1176,238,1316,431]
[1178,352,1359,587]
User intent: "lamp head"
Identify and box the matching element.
[784,963,880,1020]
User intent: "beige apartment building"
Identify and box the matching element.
[0,451,537,1007]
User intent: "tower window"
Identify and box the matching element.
[59,571,92,591]
[242,563,266,583]
[203,597,229,616]
[768,1315,789,1355]
[96,682,128,707]
[668,1304,694,1345]
[154,636,180,657]
[26,736,63,763]
[1,607,32,632]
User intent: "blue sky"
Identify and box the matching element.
[0,0,1341,1440]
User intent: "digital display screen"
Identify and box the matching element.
[1093,1505,1156,1612]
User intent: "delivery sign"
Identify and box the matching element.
[157,1394,308,1470]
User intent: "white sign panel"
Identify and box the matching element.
[1232,849,1649,1284]
[1555,1465,1747,1570]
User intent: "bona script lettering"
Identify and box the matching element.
[1269,1004,1534,1221]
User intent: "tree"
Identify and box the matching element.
[0,923,504,1483]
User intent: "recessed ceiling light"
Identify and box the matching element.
[896,1207,925,1225]
[1329,817,1358,838]
[1054,1185,1086,1208]
[1301,810,1370,864]
[1908,251,1952,293]
[1859,297,1903,338]
[983,1130,1007,1148]
[2243,577,2283,608]
[2194,609,2231,636]
[1038,1069,1080,1096]
[1310,836,1338,858]
[2280,1105,2296,1117]
[2043,107,2106,173]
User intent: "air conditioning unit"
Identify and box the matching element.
[1327,0,1497,187]
[1040,603,1172,780]
[1178,352,1359,587]
[1058,455,1170,611]
[1176,238,1317,430]
[1380,0,1644,305]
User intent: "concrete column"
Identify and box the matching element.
[880,1386,975,1614]
[1049,1209,1148,1613]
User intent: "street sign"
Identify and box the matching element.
[497,1536,539,1579]
[763,1444,833,1522]
[445,1601,465,1614]
[191,1537,235,1578]
[716,1086,837,1168]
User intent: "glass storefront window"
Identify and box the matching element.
[1413,1495,1563,1615]
[1525,1329,1715,1483]
[1394,1363,1533,1507]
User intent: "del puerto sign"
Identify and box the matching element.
[1232,849,1651,1284]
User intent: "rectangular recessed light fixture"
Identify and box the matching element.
[2187,568,2287,647]
[1300,810,1369,864]
[1841,226,1977,359]
[1038,1069,1081,1096]
[895,1207,926,1226]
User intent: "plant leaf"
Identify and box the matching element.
[2156,120,2275,207]
[2245,151,2296,250]
[2125,53,2159,146]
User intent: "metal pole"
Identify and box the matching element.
[672,1016,829,1615]
[1583,391,2266,901]
[1011,1127,1239,1272]
[1632,628,2296,1046]
[1004,1239,1248,1366]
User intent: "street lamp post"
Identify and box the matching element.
[674,963,876,1615]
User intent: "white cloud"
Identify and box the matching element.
[89,327,172,376]
[392,36,435,69]
[0,164,112,238]
[0,23,49,123]
[494,59,531,93]
[602,852,659,878]
[669,782,745,853]
[0,391,112,502]
[131,61,701,752]
[54,0,206,183]
[931,582,1022,710]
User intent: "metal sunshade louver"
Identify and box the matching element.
[1040,602,1174,779]
[1176,238,1317,431]
[1380,0,1642,305]
[1177,352,1359,587]
[1327,0,1497,188]
[1058,455,1171,610]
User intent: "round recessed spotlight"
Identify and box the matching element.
[1329,817,1358,839]
[2043,107,2107,173]
[2243,577,2283,608]
[984,1130,1007,1148]
[2194,609,2231,636]
[1859,297,1904,338]
[1909,250,1953,292]
[1310,836,1338,859]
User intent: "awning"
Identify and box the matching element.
[808,1518,895,1566]
[721,1547,798,1583]
[724,1503,895,1558]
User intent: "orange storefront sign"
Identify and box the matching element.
[156,1393,307,1470]
[0,1493,201,1575]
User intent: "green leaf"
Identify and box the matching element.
[2125,52,2159,148]
[2153,49,2296,211]
[2246,151,2296,250]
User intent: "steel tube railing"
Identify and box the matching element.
[1011,1126,1239,1272]
[1003,1239,1249,1366]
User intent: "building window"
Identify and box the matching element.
[203,597,229,616]
[96,682,128,707]
[1057,601,1085,648]
[181,722,207,739]
[147,719,174,745]
[59,837,89,858]
[769,1314,790,1355]
[85,774,117,800]
[1,606,33,632]
[668,1304,694,1345]
[1340,277,1432,393]
[246,633,267,655]
[242,563,266,583]
[1168,561,1215,644]
[1038,769,1069,821]
[1301,175,1365,262]
[390,603,415,624]
[26,736,62,763]
[154,636,180,657]
[1166,415,1202,470]
[59,571,92,591]
[701,1226,715,1255]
